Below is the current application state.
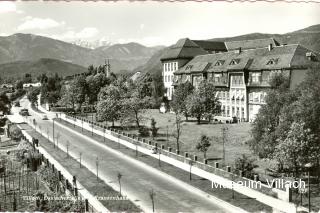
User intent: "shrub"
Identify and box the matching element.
[138,126,149,137]
[9,124,22,141]
[234,154,257,179]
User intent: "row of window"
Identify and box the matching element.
[164,75,174,83]
[163,62,178,72]
[248,92,267,103]
[221,105,245,118]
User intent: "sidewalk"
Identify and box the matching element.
[19,123,141,212]
[57,118,271,213]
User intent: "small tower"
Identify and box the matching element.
[104,59,111,78]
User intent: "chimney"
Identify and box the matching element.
[306,52,315,61]
[235,47,242,54]
[268,44,273,51]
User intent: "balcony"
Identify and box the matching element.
[247,79,270,87]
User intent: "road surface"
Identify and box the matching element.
[13,97,230,213]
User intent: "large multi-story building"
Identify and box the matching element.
[161,37,319,122]
[160,38,227,100]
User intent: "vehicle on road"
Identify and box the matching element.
[42,115,48,120]
[19,108,29,116]
[14,101,20,107]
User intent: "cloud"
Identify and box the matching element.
[117,36,167,47]
[17,17,65,31]
[0,2,19,13]
[48,27,99,41]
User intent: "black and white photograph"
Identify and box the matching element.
[0,0,320,212]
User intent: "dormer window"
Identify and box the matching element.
[229,59,240,65]
[266,58,279,65]
[185,65,193,70]
[215,60,225,66]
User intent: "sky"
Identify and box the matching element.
[1,1,320,47]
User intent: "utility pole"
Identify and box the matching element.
[66,141,70,158]
[91,114,94,136]
[96,157,99,180]
[79,152,82,168]
[52,120,55,148]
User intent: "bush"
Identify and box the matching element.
[138,126,150,137]
[234,154,257,179]
[9,124,23,141]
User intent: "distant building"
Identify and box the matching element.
[160,38,227,100]
[161,37,319,122]
[23,82,41,89]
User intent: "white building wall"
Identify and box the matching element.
[163,61,178,100]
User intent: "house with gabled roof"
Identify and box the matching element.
[160,38,227,100]
[171,43,319,122]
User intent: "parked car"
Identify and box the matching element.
[19,108,29,116]
[14,101,20,107]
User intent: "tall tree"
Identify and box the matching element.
[122,90,152,128]
[273,122,320,175]
[0,93,10,115]
[250,74,297,158]
[96,85,122,127]
[172,113,183,152]
[171,82,194,120]
[186,81,220,124]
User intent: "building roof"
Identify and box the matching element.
[175,44,319,75]
[225,38,280,51]
[160,38,207,61]
[160,38,226,61]
[192,40,227,52]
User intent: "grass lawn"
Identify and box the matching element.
[84,109,257,167]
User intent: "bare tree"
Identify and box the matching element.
[149,188,156,213]
[117,172,123,197]
[56,132,61,149]
[221,126,228,164]
[172,113,183,152]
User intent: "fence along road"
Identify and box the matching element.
[15,96,237,213]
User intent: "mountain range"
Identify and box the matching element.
[0,58,88,79]
[0,33,164,77]
[134,24,320,80]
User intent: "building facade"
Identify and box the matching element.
[160,38,227,100]
[162,38,319,121]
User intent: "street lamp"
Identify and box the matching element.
[305,162,313,213]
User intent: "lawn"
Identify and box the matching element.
[87,109,256,167]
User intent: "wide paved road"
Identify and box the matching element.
[14,97,229,213]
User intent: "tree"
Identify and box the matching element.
[9,125,22,141]
[86,73,109,105]
[117,172,123,197]
[150,118,159,140]
[186,81,220,124]
[72,76,87,111]
[0,93,10,115]
[195,134,211,159]
[221,126,228,163]
[172,113,183,152]
[96,85,122,127]
[234,154,257,178]
[149,189,156,213]
[15,80,23,90]
[27,88,40,106]
[273,122,320,176]
[250,73,297,158]
[171,82,193,120]
[198,81,221,122]
[122,90,152,128]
